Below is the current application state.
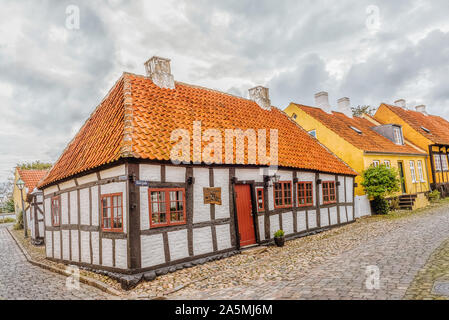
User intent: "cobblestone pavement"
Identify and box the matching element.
[171,207,449,300]
[0,225,114,300]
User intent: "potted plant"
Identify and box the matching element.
[274,229,285,247]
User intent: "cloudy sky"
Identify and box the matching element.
[1,0,449,182]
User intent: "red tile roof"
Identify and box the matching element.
[39,73,356,187]
[379,103,449,145]
[294,104,426,155]
[17,169,48,194]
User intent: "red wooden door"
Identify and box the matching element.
[235,184,256,247]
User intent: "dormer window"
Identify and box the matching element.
[393,127,404,145]
[292,113,297,120]
[349,126,362,134]
[308,130,317,138]
[421,126,430,133]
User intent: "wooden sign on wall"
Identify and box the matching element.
[203,187,222,205]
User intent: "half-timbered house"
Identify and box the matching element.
[38,56,357,286]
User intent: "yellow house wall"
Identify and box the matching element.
[13,168,29,214]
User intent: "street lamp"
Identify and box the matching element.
[16,178,28,238]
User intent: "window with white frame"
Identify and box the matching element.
[409,161,417,183]
[442,154,449,172]
[372,160,380,167]
[417,160,425,182]
[435,155,442,172]
[393,127,404,145]
[384,160,391,168]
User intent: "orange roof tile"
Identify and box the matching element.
[380,103,449,145]
[39,73,356,188]
[18,169,48,194]
[295,104,426,155]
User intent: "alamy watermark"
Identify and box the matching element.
[66,265,80,291]
[65,5,80,30]
[366,5,381,33]
[365,265,380,290]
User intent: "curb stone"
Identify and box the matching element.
[6,227,122,297]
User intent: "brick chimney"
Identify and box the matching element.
[249,86,271,110]
[337,97,352,117]
[144,56,175,89]
[415,105,428,115]
[315,92,331,113]
[394,99,406,109]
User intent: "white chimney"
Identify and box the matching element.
[315,92,331,113]
[337,97,352,117]
[249,86,271,110]
[415,105,428,115]
[394,99,406,109]
[144,56,175,89]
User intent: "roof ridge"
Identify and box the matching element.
[121,74,134,157]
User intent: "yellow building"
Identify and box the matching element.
[374,101,449,196]
[13,168,48,216]
[284,94,430,216]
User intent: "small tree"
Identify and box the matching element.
[352,105,376,117]
[16,161,52,170]
[361,165,401,215]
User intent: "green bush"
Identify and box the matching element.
[372,196,389,215]
[274,230,285,238]
[428,190,441,203]
[0,217,15,224]
[389,197,400,211]
[13,211,23,230]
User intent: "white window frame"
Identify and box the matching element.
[384,160,391,168]
[372,160,380,167]
[393,127,404,145]
[409,161,417,183]
[435,156,442,172]
[417,160,425,182]
[442,154,449,172]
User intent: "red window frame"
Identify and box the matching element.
[273,181,293,209]
[322,181,336,204]
[256,187,265,212]
[51,196,61,227]
[297,182,313,207]
[101,193,124,232]
[149,188,187,228]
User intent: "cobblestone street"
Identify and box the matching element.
[171,206,449,300]
[0,224,113,300]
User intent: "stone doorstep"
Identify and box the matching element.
[432,281,449,297]
[241,246,268,255]
[6,227,122,297]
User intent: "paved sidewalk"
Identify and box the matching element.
[171,207,449,300]
[0,225,114,300]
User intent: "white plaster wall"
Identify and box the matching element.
[80,231,90,263]
[91,232,100,265]
[115,239,128,269]
[140,164,161,181]
[70,191,78,225]
[59,179,76,191]
[278,170,293,181]
[140,187,150,230]
[330,206,338,225]
[101,238,113,267]
[268,185,274,211]
[319,173,335,181]
[53,231,61,259]
[347,205,354,221]
[166,166,186,183]
[79,188,90,225]
[340,207,348,223]
[296,172,315,182]
[258,216,265,241]
[216,224,232,251]
[193,227,213,256]
[193,168,211,223]
[141,234,165,268]
[168,229,189,261]
[297,211,307,231]
[346,177,354,203]
[338,176,345,203]
[45,231,52,258]
[320,208,329,227]
[62,230,70,260]
[77,173,98,186]
[308,210,317,229]
[61,193,69,225]
[36,194,43,202]
[235,169,264,182]
[100,164,125,179]
[43,185,58,196]
[269,214,280,238]
[214,168,230,219]
[355,195,372,218]
[71,231,79,262]
[44,198,51,226]
[282,212,294,235]
[101,182,127,233]
[91,187,99,226]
